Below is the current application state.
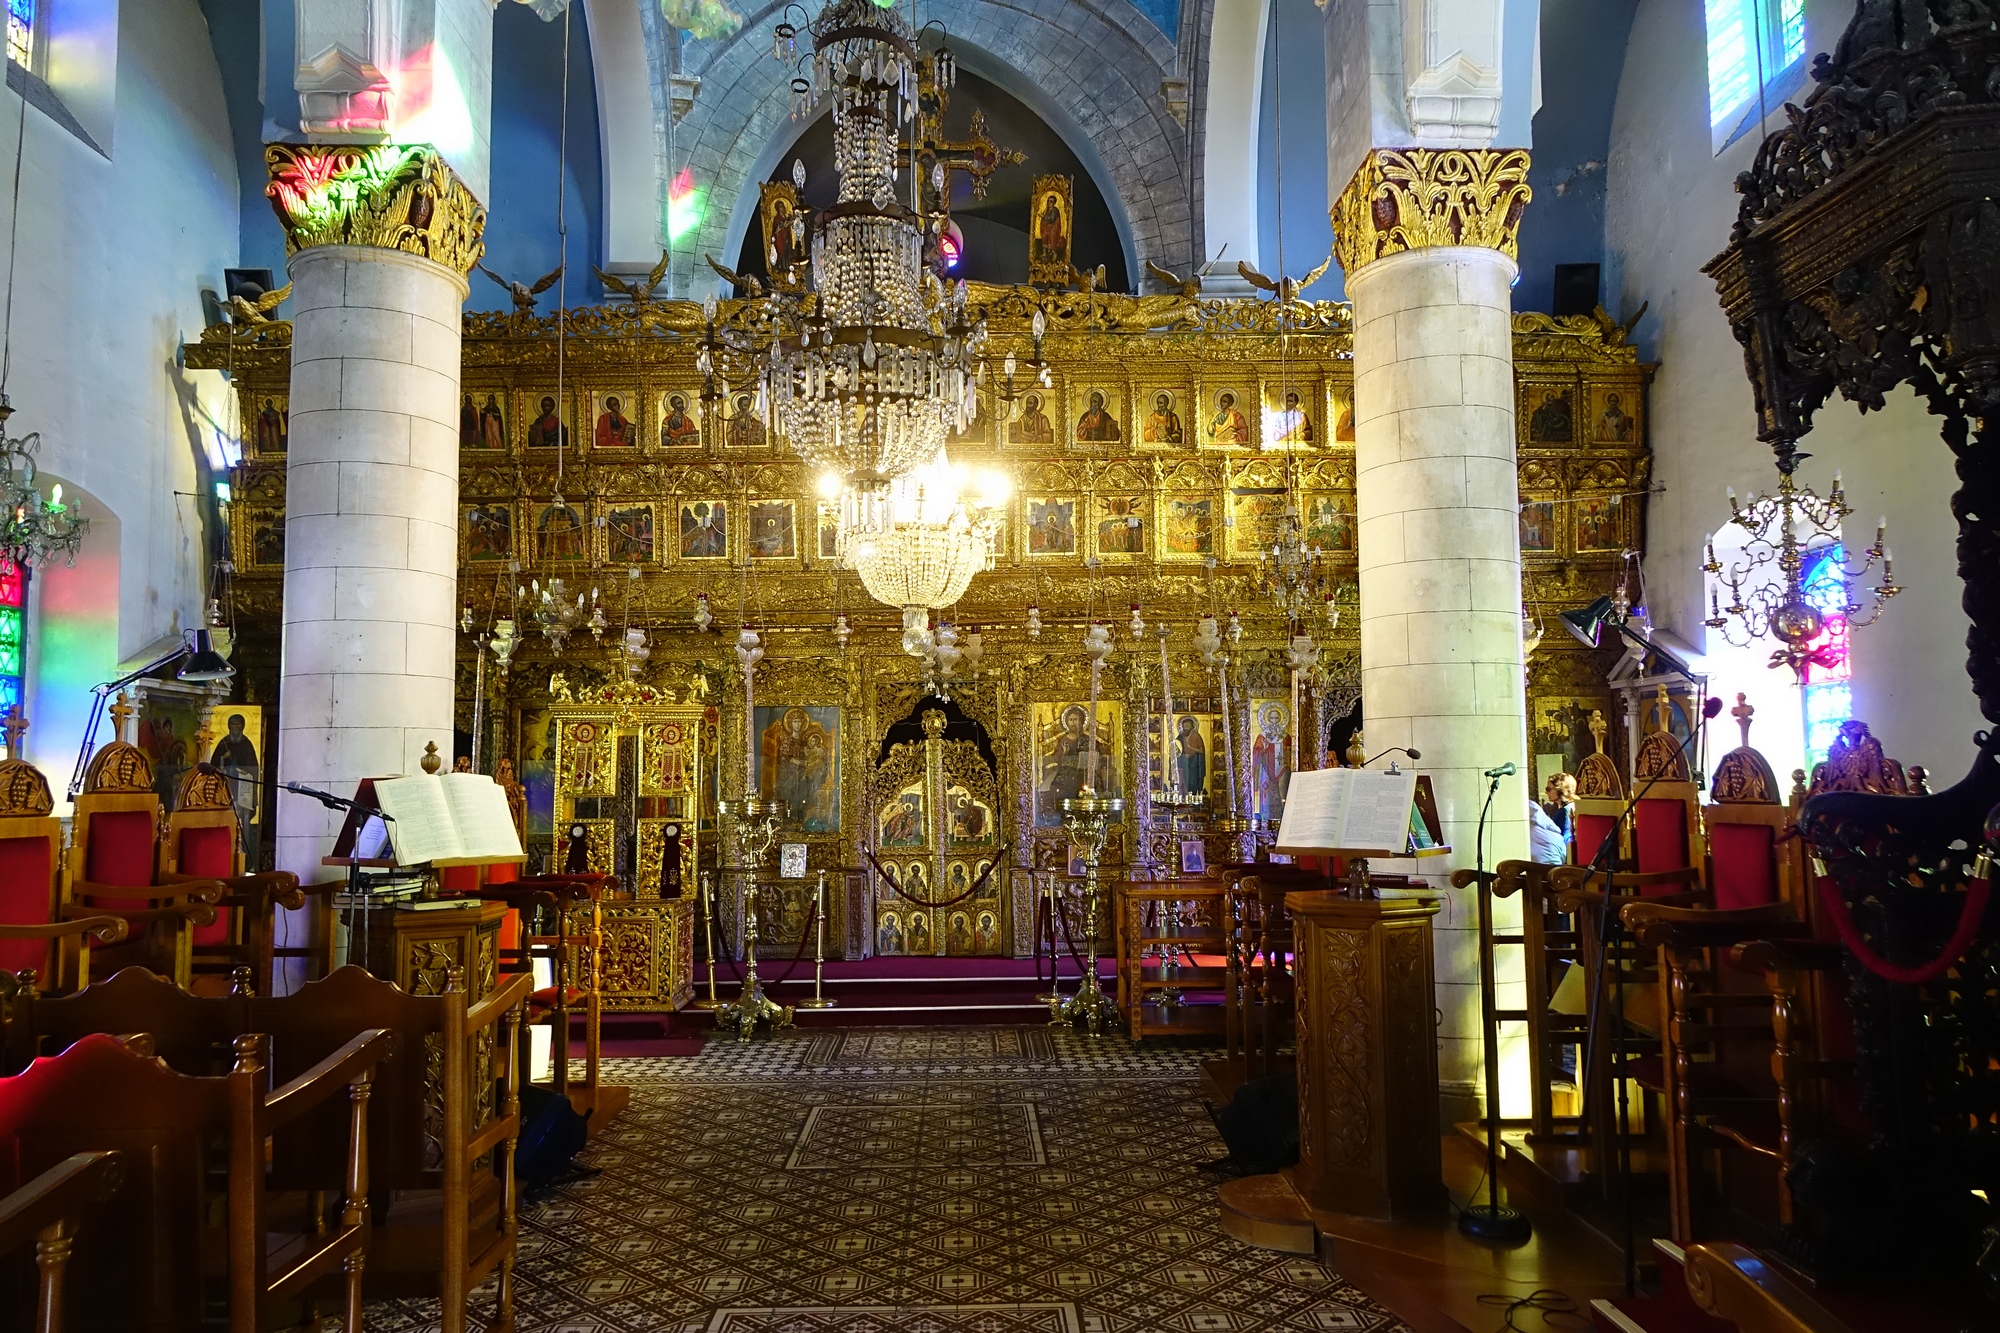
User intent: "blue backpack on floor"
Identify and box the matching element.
[515,1084,593,1194]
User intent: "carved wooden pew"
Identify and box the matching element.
[6,964,534,1333]
[0,1026,389,1332]
[0,1151,123,1333]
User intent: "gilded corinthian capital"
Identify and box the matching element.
[264,143,487,275]
[1331,148,1531,277]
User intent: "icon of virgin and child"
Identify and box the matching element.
[758,705,839,832]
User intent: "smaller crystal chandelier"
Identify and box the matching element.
[1703,467,1897,679]
[1257,501,1330,627]
[0,399,86,569]
[520,576,599,655]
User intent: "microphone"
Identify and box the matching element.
[282,782,394,820]
[1361,746,1421,767]
[1483,762,1517,779]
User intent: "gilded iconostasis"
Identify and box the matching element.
[191,287,1653,961]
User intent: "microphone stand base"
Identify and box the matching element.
[1457,1204,1532,1244]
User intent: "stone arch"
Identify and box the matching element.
[666,0,1191,296]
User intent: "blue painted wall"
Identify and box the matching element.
[1514,0,1639,314]
[199,0,287,283]
[1129,0,1182,39]
[1258,0,1341,299]
[473,3,605,312]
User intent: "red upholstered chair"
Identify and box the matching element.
[0,715,133,993]
[63,701,223,989]
[161,761,306,997]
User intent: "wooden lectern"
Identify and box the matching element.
[1287,888,1445,1218]
[1218,768,1451,1248]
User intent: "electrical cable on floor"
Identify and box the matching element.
[1475,1287,1589,1332]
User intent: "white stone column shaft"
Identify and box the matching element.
[276,245,466,881]
[1351,244,1530,1115]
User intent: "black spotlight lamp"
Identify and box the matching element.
[1559,596,1620,648]
[177,629,236,682]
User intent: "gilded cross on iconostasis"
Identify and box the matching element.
[902,71,1026,217]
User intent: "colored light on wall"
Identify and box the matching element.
[1801,545,1853,768]
[390,43,476,161]
[667,167,703,242]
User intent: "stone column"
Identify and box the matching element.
[1336,148,1532,1120]
[265,145,486,883]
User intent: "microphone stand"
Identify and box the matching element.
[282,783,399,969]
[1572,714,1710,1296]
[1460,766,1530,1242]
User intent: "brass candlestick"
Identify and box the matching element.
[693,870,724,1010]
[713,798,792,1039]
[1050,792,1124,1036]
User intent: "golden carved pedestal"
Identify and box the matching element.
[1286,889,1445,1219]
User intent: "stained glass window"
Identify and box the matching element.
[6,0,31,70]
[1800,545,1853,768]
[1707,0,1808,131]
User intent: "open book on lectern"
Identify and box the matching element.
[1273,767,1425,857]
[362,773,527,868]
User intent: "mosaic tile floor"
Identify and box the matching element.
[367,1026,1412,1333]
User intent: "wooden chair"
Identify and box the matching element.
[1553,724,1714,1175]
[458,868,614,1114]
[1451,858,1583,1140]
[0,713,137,994]
[0,1025,390,1332]
[1226,869,1321,1083]
[1618,708,1829,1243]
[161,760,306,997]
[6,962,533,1333]
[0,1151,124,1333]
[64,696,225,988]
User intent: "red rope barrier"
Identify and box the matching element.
[1817,873,1991,985]
[760,899,821,986]
[867,851,996,909]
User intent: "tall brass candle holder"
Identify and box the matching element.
[1050,791,1124,1036]
[714,797,792,1039]
[693,870,723,1010]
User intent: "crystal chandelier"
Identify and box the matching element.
[519,576,603,655]
[832,458,1005,652]
[1257,501,1333,628]
[0,400,86,569]
[1703,466,1897,679]
[746,0,985,488]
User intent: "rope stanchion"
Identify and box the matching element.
[868,850,996,909]
[759,899,822,986]
[1817,862,1991,985]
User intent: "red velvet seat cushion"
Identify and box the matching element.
[177,826,235,946]
[1572,812,1619,865]
[1634,799,1692,892]
[1710,822,1778,910]
[0,833,52,975]
[84,810,158,912]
